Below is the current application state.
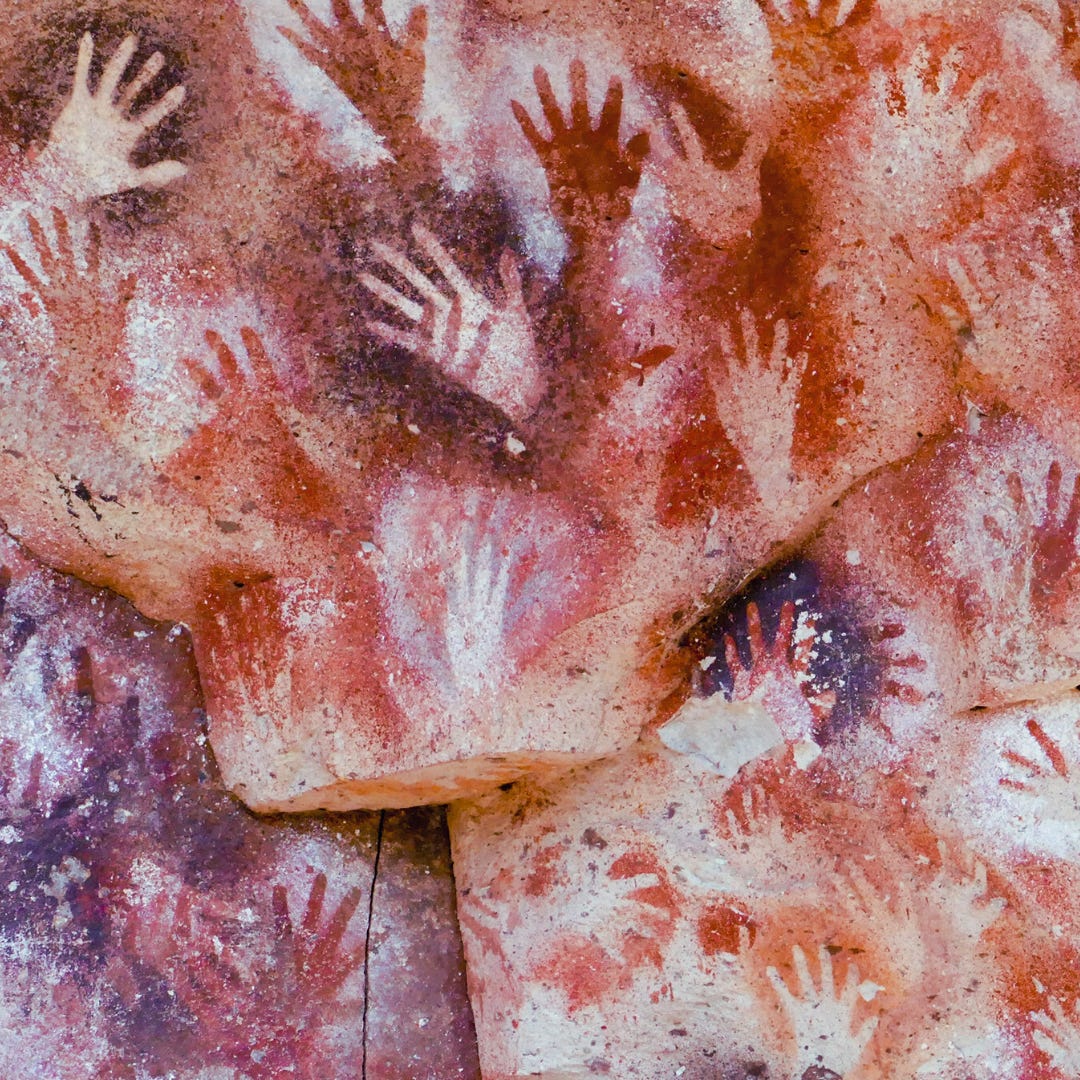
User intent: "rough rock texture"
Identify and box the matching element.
[0,528,478,1076]
[0,0,1066,811]
[449,411,1080,1077]
[4,0,1080,1075]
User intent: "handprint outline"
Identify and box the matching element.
[766,943,879,1079]
[3,208,137,421]
[360,222,545,422]
[512,58,650,247]
[40,32,187,201]
[279,0,429,165]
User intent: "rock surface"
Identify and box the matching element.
[0,528,478,1077]
[1,0,1071,810]
[2,0,1080,1075]
[450,413,1080,1077]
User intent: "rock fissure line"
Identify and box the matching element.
[361,809,385,1080]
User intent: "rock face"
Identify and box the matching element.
[449,409,1080,1078]
[3,0,1080,1075]
[1,0,1070,812]
[0,529,479,1077]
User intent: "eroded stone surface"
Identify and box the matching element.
[0,529,478,1076]
[450,411,1080,1078]
[0,0,1071,810]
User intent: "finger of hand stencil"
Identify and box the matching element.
[272,883,293,939]
[597,76,624,140]
[360,271,425,323]
[135,160,189,189]
[182,356,222,400]
[1032,1029,1062,1057]
[936,47,962,99]
[98,35,139,103]
[791,945,816,998]
[533,66,568,137]
[497,249,526,309]
[411,223,474,298]
[358,0,388,33]
[960,73,994,123]
[766,964,796,1005]
[1031,1007,1055,1032]
[836,0,861,25]
[26,215,58,279]
[440,291,466,369]
[569,59,591,131]
[51,208,75,270]
[1006,471,1026,518]
[205,329,242,388]
[367,318,425,354]
[3,245,47,297]
[135,84,186,134]
[745,601,766,666]
[405,6,429,48]
[738,308,759,367]
[85,220,102,278]
[963,137,1015,185]
[372,237,446,305]
[817,944,835,999]
[279,25,332,71]
[283,0,335,46]
[313,886,364,965]
[901,44,932,109]
[511,99,547,152]
[841,958,861,1005]
[669,102,704,165]
[73,33,95,95]
[723,632,742,676]
[302,872,328,936]
[119,272,138,306]
[767,0,795,23]
[855,1015,879,1047]
[117,51,164,113]
[770,318,791,375]
[240,327,282,391]
[735,923,752,957]
[717,320,737,365]
[624,129,650,168]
